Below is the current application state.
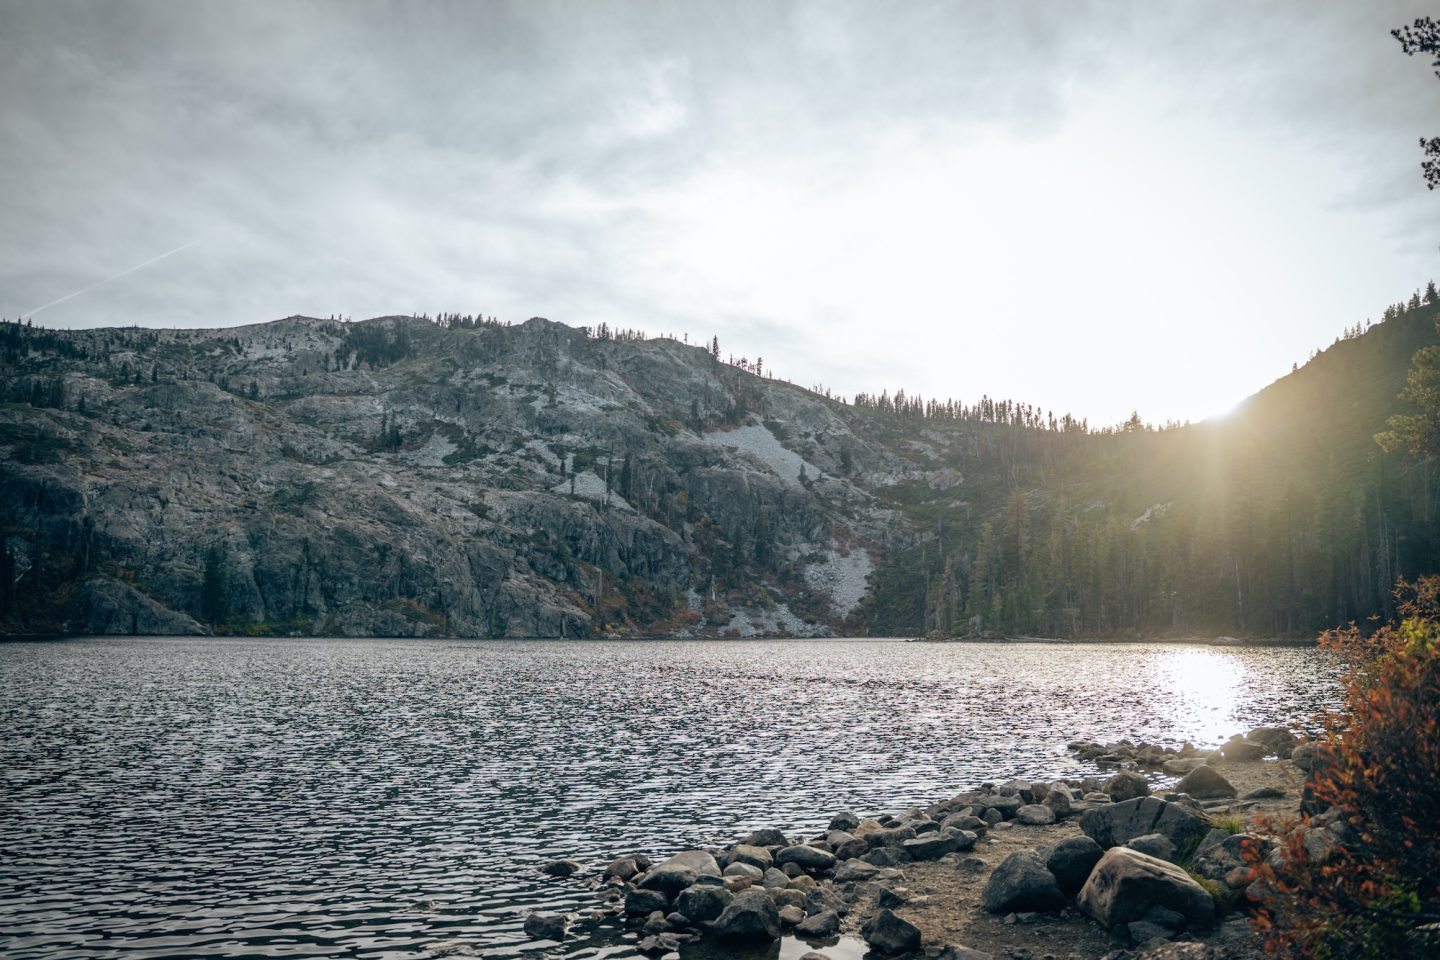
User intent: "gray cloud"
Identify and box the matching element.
[2,0,1437,423]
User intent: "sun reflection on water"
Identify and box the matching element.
[1157,647,1245,746]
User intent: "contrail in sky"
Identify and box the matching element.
[23,239,200,318]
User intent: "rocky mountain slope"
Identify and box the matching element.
[0,316,919,637]
[2,300,1436,639]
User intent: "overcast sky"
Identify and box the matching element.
[3,1,1437,426]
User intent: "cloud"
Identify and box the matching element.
[1,0,1436,424]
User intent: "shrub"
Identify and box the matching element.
[1247,576,1440,958]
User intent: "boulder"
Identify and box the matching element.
[1045,835,1104,896]
[861,908,923,956]
[1106,771,1152,801]
[861,846,907,867]
[522,912,568,941]
[835,837,869,860]
[1192,831,1266,885]
[981,850,1067,913]
[639,850,721,897]
[1174,766,1236,800]
[539,858,583,877]
[1015,804,1056,826]
[675,884,732,922]
[776,844,837,872]
[1043,783,1073,817]
[711,889,782,942]
[795,908,841,937]
[829,810,861,832]
[778,904,806,927]
[1080,797,1212,854]
[1077,847,1216,931]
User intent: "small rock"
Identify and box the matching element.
[1161,757,1209,776]
[981,850,1066,913]
[957,855,987,872]
[1015,804,1056,826]
[829,810,861,832]
[861,847,907,867]
[723,876,753,893]
[636,932,682,954]
[711,889,782,942]
[861,907,923,956]
[664,911,690,930]
[522,912,568,941]
[779,904,806,926]
[1174,766,1237,800]
[1127,920,1174,945]
[789,874,818,892]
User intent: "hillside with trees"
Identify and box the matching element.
[0,289,1436,639]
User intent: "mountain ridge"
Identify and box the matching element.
[1,302,1436,638]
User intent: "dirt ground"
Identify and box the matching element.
[833,758,1307,960]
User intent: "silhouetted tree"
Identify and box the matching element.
[1394,17,1440,188]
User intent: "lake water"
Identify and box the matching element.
[0,638,1341,959]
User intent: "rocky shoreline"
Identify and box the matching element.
[527,727,1319,960]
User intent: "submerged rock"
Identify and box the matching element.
[522,912,568,941]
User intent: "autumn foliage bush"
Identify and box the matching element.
[1247,576,1440,958]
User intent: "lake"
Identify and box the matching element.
[0,637,1341,959]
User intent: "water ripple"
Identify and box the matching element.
[0,638,1340,959]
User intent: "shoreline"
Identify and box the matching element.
[533,731,1310,959]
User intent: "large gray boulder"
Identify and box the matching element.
[860,908,922,955]
[981,850,1067,913]
[1220,738,1267,762]
[1045,835,1104,896]
[740,828,789,847]
[1174,766,1236,800]
[1077,847,1216,931]
[639,850,721,897]
[711,888,781,942]
[1080,797,1212,854]
[1043,783,1073,817]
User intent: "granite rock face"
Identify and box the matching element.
[1,316,916,637]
